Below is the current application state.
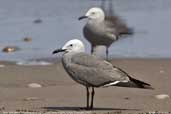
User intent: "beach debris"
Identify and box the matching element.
[159,70,165,74]
[23,37,32,42]
[16,109,36,112]
[28,83,42,88]
[23,97,40,101]
[155,94,170,100]
[0,107,5,111]
[0,64,5,68]
[33,18,42,24]
[16,61,52,66]
[2,46,20,53]
[124,97,130,100]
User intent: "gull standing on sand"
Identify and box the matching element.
[79,7,133,59]
[52,39,152,110]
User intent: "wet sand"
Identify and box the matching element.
[0,59,171,114]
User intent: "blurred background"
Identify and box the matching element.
[0,0,171,62]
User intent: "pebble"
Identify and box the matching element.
[124,97,130,100]
[23,37,32,42]
[28,83,42,88]
[33,19,42,24]
[155,94,170,100]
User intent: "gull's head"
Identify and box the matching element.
[78,7,105,21]
[52,39,85,54]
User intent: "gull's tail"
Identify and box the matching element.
[116,25,134,39]
[114,76,154,89]
[120,27,134,36]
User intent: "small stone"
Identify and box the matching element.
[124,97,130,100]
[33,19,42,24]
[28,83,42,88]
[155,94,170,100]
[0,107,5,111]
[2,46,20,53]
[23,37,32,42]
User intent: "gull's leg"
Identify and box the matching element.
[101,0,106,10]
[86,86,90,109]
[108,0,114,15]
[106,48,109,60]
[90,87,95,109]
[91,46,93,54]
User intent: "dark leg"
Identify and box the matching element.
[108,0,114,15]
[86,87,90,109]
[101,0,106,10]
[90,87,95,109]
[91,46,93,54]
[106,48,109,60]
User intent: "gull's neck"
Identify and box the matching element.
[88,17,104,23]
[62,52,78,67]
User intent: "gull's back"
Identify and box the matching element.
[62,52,152,89]
[105,16,133,36]
[62,52,130,87]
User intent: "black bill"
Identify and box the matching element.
[78,16,88,20]
[52,49,66,54]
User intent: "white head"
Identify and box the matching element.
[79,7,105,21]
[52,39,85,54]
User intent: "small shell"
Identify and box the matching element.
[27,83,42,88]
[159,70,165,74]
[0,65,5,68]
[155,94,170,100]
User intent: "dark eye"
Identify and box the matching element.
[70,44,73,47]
[92,12,95,15]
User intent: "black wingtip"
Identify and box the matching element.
[128,76,154,90]
[112,66,154,90]
[127,28,134,35]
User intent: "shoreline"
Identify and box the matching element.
[1,57,171,66]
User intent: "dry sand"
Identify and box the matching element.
[0,59,170,114]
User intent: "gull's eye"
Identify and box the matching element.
[91,12,95,15]
[70,44,73,47]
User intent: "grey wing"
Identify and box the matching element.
[105,16,133,36]
[69,53,130,87]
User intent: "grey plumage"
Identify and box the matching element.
[53,39,152,110]
[62,52,151,89]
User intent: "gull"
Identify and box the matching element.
[52,39,152,110]
[79,7,133,59]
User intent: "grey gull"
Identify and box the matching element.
[79,7,133,59]
[52,39,152,110]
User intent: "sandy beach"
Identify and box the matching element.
[0,59,170,114]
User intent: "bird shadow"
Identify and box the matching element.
[42,106,140,111]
